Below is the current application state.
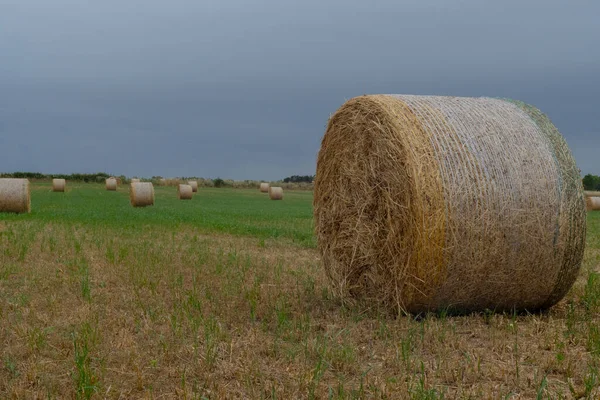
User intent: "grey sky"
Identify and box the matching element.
[1,0,598,180]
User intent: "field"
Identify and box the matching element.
[1,183,600,399]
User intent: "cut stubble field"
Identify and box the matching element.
[1,183,600,399]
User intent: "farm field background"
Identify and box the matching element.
[1,182,600,398]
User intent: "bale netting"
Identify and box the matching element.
[188,180,198,193]
[269,187,283,200]
[0,178,31,214]
[586,196,600,211]
[178,184,193,200]
[314,94,586,314]
[260,182,270,193]
[106,177,117,191]
[130,182,154,207]
[52,178,66,192]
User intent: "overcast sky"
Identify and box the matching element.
[0,0,598,180]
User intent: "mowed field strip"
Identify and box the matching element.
[1,182,600,398]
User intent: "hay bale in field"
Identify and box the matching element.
[0,178,31,214]
[130,182,154,207]
[269,186,283,200]
[178,184,193,200]
[131,178,141,183]
[314,94,586,314]
[586,196,600,211]
[188,180,198,192]
[52,178,66,192]
[260,182,270,192]
[106,177,117,191]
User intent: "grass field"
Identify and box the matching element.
[1,183,600,398]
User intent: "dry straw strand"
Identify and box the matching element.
[106,177,117,191]
[188,180,198,192]
[0,178,31,214]
[269,187,283,200]
[130,182,154,207]
[178,184,193,200]
[314,94,586,314]
[52,178,66,192]
[260,182,270,193]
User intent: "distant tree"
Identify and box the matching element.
[282,175,314,183]
[213,178,225,188]
[583,174,600,191]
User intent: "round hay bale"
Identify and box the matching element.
[106,177,117,191]
[52,178,66,192]
[314,94,586,314]
[260,182,270,193]
[130,182,154,207]
[188,180,198,193]
[269,187,283,200]
[131,178,141,183]
[0,178,31,214]
[586,196,600,211]
[178,184,193,200]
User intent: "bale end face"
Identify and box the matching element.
[130,182,154,207]
[0,178,31,214]
[269,187,283,200]
[178,184,193,200]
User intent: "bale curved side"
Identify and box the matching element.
[314,94,586,313]
[52,179,66,192]
[586,196,600,211]
[130,182,154,207]
[188,181,198,192]
[178,184,193,200]
[269,187,283,200]
[0,178,31,214]
[260,182,270,193]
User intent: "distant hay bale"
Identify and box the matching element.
[269,187,283,200]
[188,180,198,192]
[260,182,270,192]
[106,177,117,191]
[131,178,141,183]
[178,184,193,200]
[130,182,154,207]
[0,178,31,214]
[314,94,586,314]
[586,196,600,211]
[52,178,66,192]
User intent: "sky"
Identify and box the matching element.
[0,0,598,180]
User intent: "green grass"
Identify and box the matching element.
[0,183,315,247]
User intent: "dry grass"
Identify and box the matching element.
[314,95,585,314]
[0,217,600,398]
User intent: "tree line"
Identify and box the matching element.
[583,174,600,191]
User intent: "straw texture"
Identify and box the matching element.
[130,182,154,207]
[269,187,283,200]
[0,178,31,214]
[188,181,198,193]
[52,179,66,192]
[131,178,141,183]
[178,184,193,200]
[106,177,117,191]
[260,182,270,193]
[314,94,586,314]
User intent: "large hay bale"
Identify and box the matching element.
[0,178,31,214]
[314,94,586,314]
[269,187,283,200]
[586,196,600,211]
[52,178,66,192]
[188,180,198,193]
[130,182,154,207]
[106,177,117,191]
[260,182,270,193]
[178,184,193,200]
